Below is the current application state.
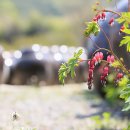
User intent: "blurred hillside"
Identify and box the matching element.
[0,0,115,50]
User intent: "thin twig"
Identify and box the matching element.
[104,9,121,16]
[92,48,111,57]
[97,23,114,53]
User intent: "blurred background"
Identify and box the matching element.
[0,0,116,49]
[0,0,116,86]
[0,0,93,85]
[0,0,91,49]
[0,0,128,130]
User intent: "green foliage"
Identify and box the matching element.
[123,124,130,130]
[116,12,130,52]
[102,112,111,121]
[58,0,130,114]
[116,12,130,27]
[103,74,121,105]
[116,12,130,111]
[111,60,121,68]
[58,63,68,85]
[117,77,130,111]
[123,29,130,35]
[120,36,130,52]
[92,112,128,129]
[84,21,100,37]
[58,49,83,84]
[120,83,130,111]
[92,112,111,129]
[104,85,119,104]
[118,76,129,88]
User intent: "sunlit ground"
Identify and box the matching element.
[0,83,128,130]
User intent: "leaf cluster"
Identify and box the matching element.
[116,16,130,112]
[120,79,130,111]
[84,21,100,37]
[116,12,130,52]
[118,76,129,88]
[111,60,121,68]
[116,12,130,27]
[120,36,130,52]
[58,49,83,84]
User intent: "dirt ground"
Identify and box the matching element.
[0,83,128,130]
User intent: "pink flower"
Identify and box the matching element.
[101,12,106,20]
[100,66,109,85]
[87,52,104,89]
[108,18,114,26]
[107,55,114,63]
[119,25,125,34]
[93,52,104,64]
[97,14,101,20]
[115,72,124,84]
[93,17,98,22]
[89,69,93,78]
[87,60,94,89]
[116,73,123,80]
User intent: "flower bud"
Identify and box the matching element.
[107,55,115,64]
[108,18,114,26]
[101,12,106,20]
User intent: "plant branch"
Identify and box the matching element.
[92,47,129,76]
[104,9,121,17]
[92,48,111,57]
[97,23,114,54]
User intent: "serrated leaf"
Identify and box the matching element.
[120,36,130,46]
[116,12,130,25]
[116,17,125,24]
[74,49,83,58]
[120,36,130,52]
[84,21,100,37]
[122,29,130,34]
[58,63,68,84]
[120,82,130,111]
[58,49,83,84]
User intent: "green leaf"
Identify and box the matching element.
[84,21,100,37]
[120,36,130,52]
[111,60,121,68]
[120,87,130,100]
[74,49,83,58]
[58,49,83,84]
[118,76,129,88]
[122,103,130,111]
[102,112,110,119]
[120,82,130,111]
[122,29,130,35]
[116,12,130,25]
[58,63,68,85]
